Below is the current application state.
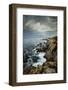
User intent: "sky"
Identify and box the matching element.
[23,15,57,32]
[23,15,57,45]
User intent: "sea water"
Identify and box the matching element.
[32,52,46,67]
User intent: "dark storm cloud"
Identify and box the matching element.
[23,15,57,32]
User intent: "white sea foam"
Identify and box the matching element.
[32,52,46,67]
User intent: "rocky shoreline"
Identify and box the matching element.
[23,36,57,74]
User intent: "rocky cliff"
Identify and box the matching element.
[23,36,57,74]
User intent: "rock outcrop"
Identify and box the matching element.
[23,36,57,74]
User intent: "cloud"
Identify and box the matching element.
[24,15,57,32]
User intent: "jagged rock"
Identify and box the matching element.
[44,68,56,73]
[23,36,57,74]
[44,36,57,61]
[29,65,42,74]
[47,61,57,68]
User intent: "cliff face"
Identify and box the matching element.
[23,36,57,74]
[45,37,57,61]
[43,36,57,73]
